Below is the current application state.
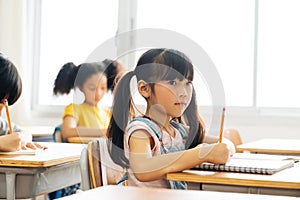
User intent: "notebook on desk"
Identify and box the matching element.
[194,154,294,175]
[232,152,300,163]
[0,149,42,155]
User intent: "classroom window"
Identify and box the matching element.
[257,0,300,108]
[136,0,255,107]
[35,0,118,108]
[32,0,300,115]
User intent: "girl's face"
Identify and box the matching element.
[150,78,193,118]
[81,73,108,106]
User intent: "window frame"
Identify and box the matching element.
[27,0,300,123]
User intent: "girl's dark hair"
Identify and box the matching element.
[102,59,123,91]
[107,48,205,168]
[0,53,22,105]
[53,60,121,95]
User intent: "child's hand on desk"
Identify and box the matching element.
[198,143,230,164]
[0,133,22,152]
[18,132,47,150]
[22,142,48,150]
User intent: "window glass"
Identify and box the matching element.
[136,0,255,106]
[257,0,300,108]
[38,0,118,106]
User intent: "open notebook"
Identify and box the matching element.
[0,149,42,155]
[194,153,295,175]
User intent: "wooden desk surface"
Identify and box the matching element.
[59,185,298,200]
[67,136,95,144]
[237,138,300,155]
[167,162,300,190]
[0,142,84,167]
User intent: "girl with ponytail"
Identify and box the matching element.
[53,60,124,141]
[107,48,235,189]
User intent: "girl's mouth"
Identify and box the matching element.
[174,102,186,106]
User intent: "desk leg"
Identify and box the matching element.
[6,173,16,200]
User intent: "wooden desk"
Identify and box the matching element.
[59,185,298,200]
[21,126,54,142]
[237,138,300,155]
[0,142,85,200]
[167,162,300,197]
[67,137,96,144]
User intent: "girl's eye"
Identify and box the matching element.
[186,81,192,86]
[168,80,176,86]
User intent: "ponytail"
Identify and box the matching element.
[53,62,79,95]
[102,59,116,91]
[108,71,135,168]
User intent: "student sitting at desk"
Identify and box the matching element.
[0,53,45,151]
[107,48,235,189]
[50,60,125,199]
[53,59,125,142]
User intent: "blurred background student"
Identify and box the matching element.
[53,59,125,142]
[48,59,125,199]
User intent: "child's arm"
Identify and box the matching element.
[0,116,21,135]
[128,130,229,182]
[61,116,107,141]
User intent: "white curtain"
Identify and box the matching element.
[0,0,31,125]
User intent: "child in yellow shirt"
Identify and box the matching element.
[53,60,125,141]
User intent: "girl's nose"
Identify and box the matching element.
[178,85,188,97]
[95,88,102,98]
[179,91,187,99]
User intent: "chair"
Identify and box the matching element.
[53,125,96,144]
[80,137,126,190]
[224,128,243,148]
[53,125,64,143]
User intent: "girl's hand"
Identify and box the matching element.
[198,143,230,164]
[18,132,48,150]
[22,142,48,150]
[222,138,236,156]
[0,133,22,152]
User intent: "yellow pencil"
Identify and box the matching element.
[4,99,13,135]
[219,107,226,143]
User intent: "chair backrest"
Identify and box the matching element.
[80,137,126,190]
[88,138,106,187]
[224,128,243,148]
[80,146,91,190]
[53,125,64,143]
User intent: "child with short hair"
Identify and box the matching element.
[0,53,45,151]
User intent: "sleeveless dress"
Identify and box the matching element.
[124,117,188,189]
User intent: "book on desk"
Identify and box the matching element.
[0,149,44,155]
[194,153,295,175]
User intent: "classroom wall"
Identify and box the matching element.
[1,1,300,143]
[0,0,57,129]
[0,0,33,126]
[219,115,300,143]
